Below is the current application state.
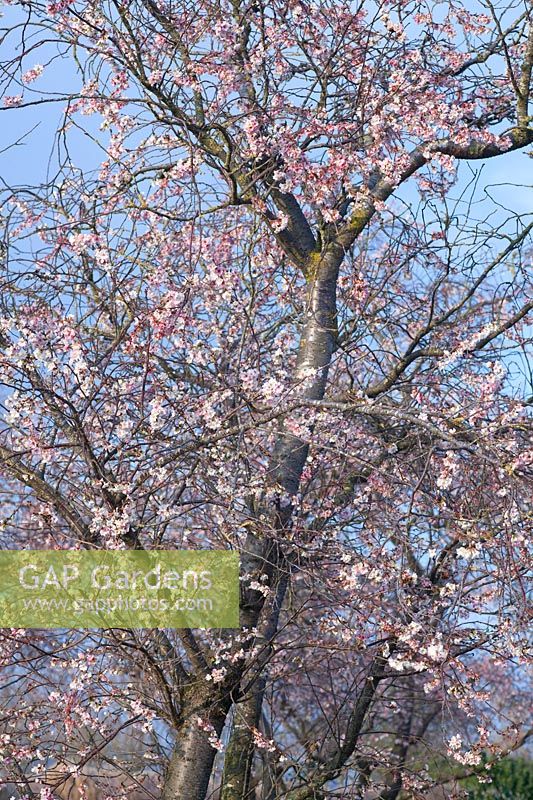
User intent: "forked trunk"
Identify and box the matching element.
[163,245,346,800]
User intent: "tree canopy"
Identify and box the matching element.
[0,2,532,799]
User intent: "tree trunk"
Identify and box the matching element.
[219,246,344,799]
[219,693,262,800]
[220,565,289,800]
[162,700,228,800]
[269,246,342,494]
[378,678,414,800]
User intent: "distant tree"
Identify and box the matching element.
[466,757,533,800]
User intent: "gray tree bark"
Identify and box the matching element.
[219,244,346,800]
[161,691,229,800]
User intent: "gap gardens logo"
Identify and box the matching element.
[0,550,239,628]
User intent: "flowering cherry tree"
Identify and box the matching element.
[0,1,532,799]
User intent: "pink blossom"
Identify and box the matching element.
[3,95,23,107]
[21,64,44,84]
